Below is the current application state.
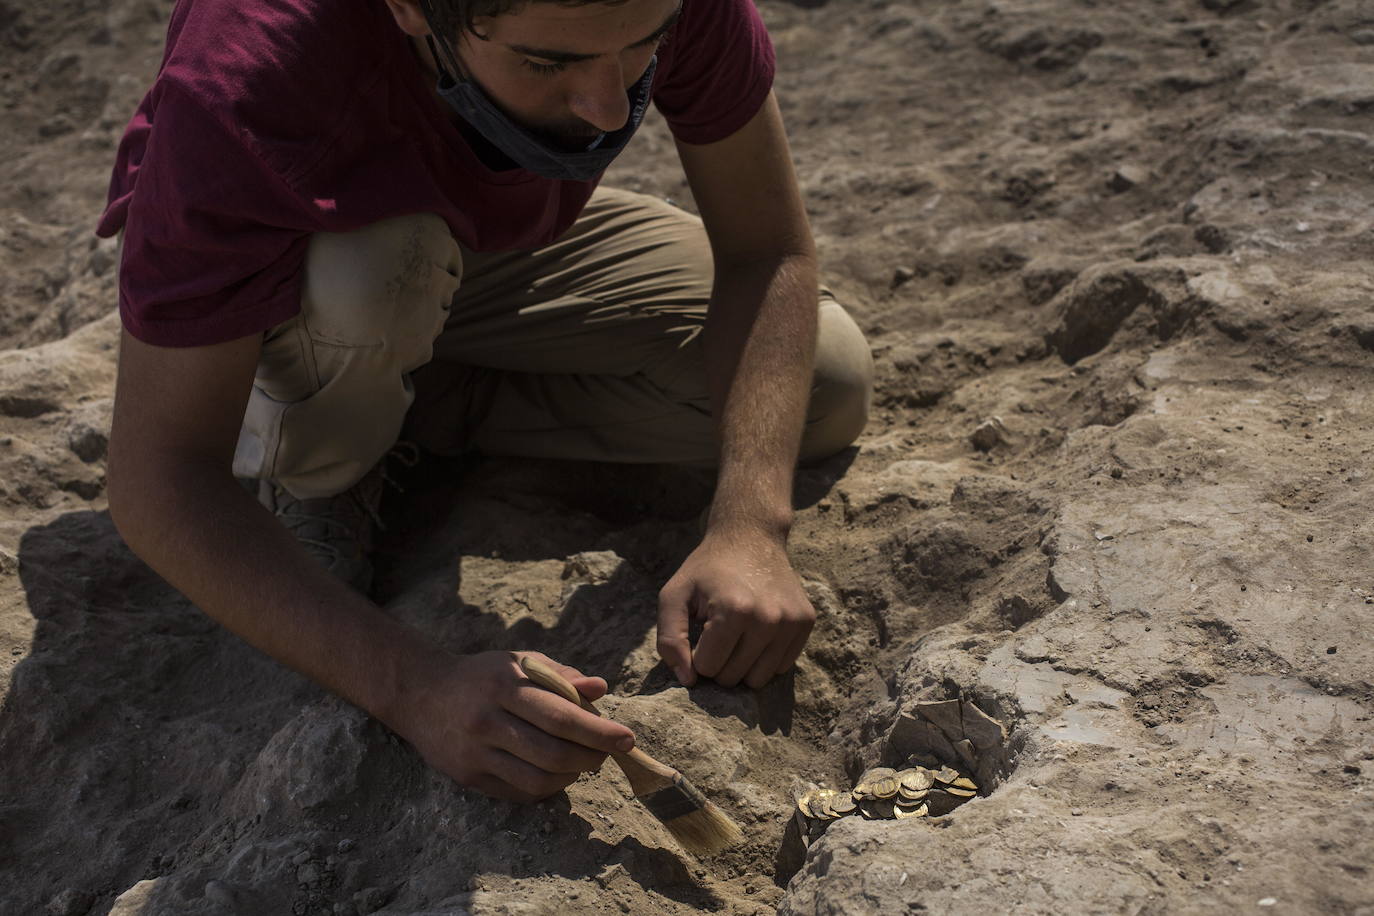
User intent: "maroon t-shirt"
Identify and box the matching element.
[96,0,775,347]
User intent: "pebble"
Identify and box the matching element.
[1106,164,1148,193]
[203,881,239,906]
[44,888,92,916]
[354,887,388,914]
[970,417,1009,451]
[337,838,356,853]
[1071,808,1085,816]
[88,245,116,277]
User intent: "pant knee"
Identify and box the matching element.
[301,212,461,355]
[801,301,874,462]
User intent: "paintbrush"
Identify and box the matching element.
[519,656,745,857]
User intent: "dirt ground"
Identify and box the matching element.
[2,0,1373,913]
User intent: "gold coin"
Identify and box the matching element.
[935,766,961,785]
[898,768,935,792]
[815,789,845,818]
[859,797,895,820]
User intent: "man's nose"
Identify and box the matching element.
[566,58,631,133]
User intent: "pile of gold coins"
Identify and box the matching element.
[795,762,978,835]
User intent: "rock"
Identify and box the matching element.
[1106,164,1148,193]
[561,549,623,582]
[44,888,93,916]
[970,417,1009,451]
[67,425,107,463]
[354,886,390,914]
[1021,260,1082,306]
[203,880,242,907]
[912,699,962,737]
[108,880,161,916]
[1000,167,1056,206]
[890,265,916,289]
[1192,223,1231,253]
[227,700,374,815]
[1044,262,1195,363]
[835,458,963,514]
[959,700,1008,751]
[86,236,119,277]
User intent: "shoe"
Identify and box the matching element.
[253,464,386,595]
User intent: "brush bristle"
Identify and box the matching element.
[661,801,746,857]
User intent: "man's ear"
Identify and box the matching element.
[381,0,432,36]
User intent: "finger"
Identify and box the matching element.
[692,609,747,681]
[526,652,610,702]
[568,675,609,702]
[778,624,812,675]
[490,706,612,774]
[744,625,798,689]
[509,681,635,756]
[714,622,774,688]
[469,772,541,804]
[656,579,697,685]
[477,748,581,801]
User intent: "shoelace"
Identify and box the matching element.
[379,439,421,495]
[273,440,423,561]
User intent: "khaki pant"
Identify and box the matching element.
[233,188,874,499]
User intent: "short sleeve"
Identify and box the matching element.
[653,0,776,146]
[115,84,313,347]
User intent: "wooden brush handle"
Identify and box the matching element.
[518,656,678,794]
[519,655,587,706]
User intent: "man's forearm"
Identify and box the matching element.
[702,253,819,538]
[108,462,441,729]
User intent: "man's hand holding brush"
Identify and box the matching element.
[387,649,636,803]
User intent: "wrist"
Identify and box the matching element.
[703,505,794,544]
[710,458,796,537]
[364,624,456,733]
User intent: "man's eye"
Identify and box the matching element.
[522,58,566,75]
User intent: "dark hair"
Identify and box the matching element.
[419,0,627,40]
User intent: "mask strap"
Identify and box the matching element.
[416,0,465,83]
[425,35,458,85]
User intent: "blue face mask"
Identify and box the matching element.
[422,32,656,182]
